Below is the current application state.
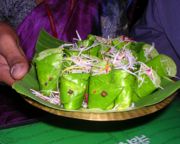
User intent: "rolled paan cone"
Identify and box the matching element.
[88,61,120,110]
[88,72,120,110]
[35,48,63,96]
[112,70,135,110]
[146,54,177,77]
[60,73,90,110]
[135,67,161,98]
[137,43,159,63]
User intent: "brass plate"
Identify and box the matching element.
[24,94,176,121]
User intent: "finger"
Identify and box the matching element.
[0,55,14,85]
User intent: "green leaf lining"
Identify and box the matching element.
[12,30,180,112]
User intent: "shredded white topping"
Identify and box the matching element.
[30,89,60,105]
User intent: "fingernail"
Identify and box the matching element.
[11,64,24,79]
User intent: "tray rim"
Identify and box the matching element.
[24,93,177,121]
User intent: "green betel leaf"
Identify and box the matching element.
[135,80,180,107]
[113,70,136,110]
[88,72,121,110]
[146,54,177,77]
[60,73,90,110]
[35,48,63,96]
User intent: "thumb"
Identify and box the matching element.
[10,60,29,80]
[6,45,29,80]
[0,36,29,80]
[0,23,29,84]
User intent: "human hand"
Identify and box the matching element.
[0,22,29,85]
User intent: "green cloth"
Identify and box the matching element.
[0,96,180,144]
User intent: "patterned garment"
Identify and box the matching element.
[0,0,129,37]
[0,0,36,28]
[100,0,129,38]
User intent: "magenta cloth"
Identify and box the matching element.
[17,0,101,60]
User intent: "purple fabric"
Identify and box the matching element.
[131,0,180,76]
[0,85,43,128]
[17,0,101,60]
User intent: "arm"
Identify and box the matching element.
[0,22,29,85]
